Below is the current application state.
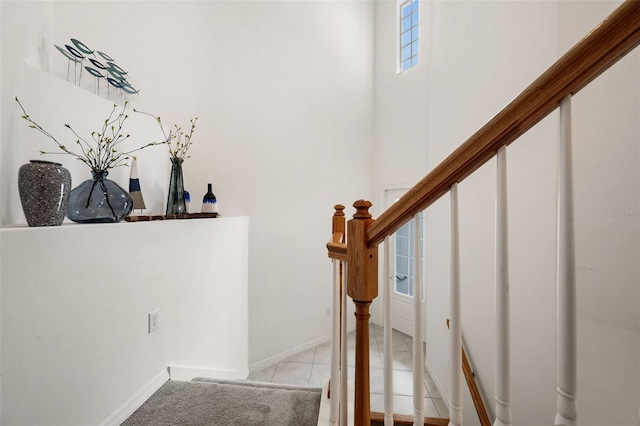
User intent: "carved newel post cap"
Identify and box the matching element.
[333,204,345,217]
[353,200,372,219]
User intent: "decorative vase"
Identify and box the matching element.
[184,190,190,214]
[67,169,133,223]
[201,183,218,214]
[166,157,186,214]
[18,160,72,226]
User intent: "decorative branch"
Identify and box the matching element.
[16,97,163,172]
[134,108,198,160]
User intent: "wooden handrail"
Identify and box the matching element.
[367,0,640,247]
[327,235,347,261]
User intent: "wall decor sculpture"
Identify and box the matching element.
[55,38,139,104]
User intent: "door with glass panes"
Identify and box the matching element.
[384,188,426,339]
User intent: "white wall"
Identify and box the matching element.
[1,1,375,370]
[374,1,639,425]
[0,217,249,425]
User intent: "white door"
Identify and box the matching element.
[384,188,426,339]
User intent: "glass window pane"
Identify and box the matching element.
[411,56,419,67]
[402,16,411,32]
[402,45,411,61]
[402,59,412,71]
[412,0,419,12]
[402,3,411,17]
[396,279,409,296]
[412,11,419,26]
[402,31,412,47]
[412,26,419,41]
[397,237,409,257]
[397,222,410,237]
[412,41,419,56]
[396,256,409,277]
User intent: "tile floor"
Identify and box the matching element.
[246,324,449,419]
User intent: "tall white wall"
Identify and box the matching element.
[1,1,374,370]
[374,1,639,425]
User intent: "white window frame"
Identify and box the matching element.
[397,0,419,73]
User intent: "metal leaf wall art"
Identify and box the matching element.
[55,38,139,104]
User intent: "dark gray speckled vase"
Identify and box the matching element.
[18,160,72,226]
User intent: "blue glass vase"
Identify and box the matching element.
[67,169,133,223]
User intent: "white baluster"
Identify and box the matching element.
[341,262,349,426]
[495,145,512,426]
[413,213,425,425]
[556,95,577,426]
[330,260,341,425]
[383,237,394,426]
[449,183,463,426]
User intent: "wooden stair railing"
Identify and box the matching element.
[327,1,640,424]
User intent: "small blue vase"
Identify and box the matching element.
[67,169,133,223]
[201,183,218,214]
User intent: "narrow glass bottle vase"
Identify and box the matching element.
[166,157,186,214]
[201,183,218,214]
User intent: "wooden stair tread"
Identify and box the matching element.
[370,411,449,426]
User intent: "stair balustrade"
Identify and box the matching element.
[326,1,640,424]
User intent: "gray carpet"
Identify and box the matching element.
[122,378,322,426]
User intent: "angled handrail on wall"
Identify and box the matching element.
[447,319,491,426]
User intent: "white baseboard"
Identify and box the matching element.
[168,366,249,381]
[249,333,330,372]
[100,368,170,426]
[249,326,356,373]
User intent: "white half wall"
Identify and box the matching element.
[0,217,249,426]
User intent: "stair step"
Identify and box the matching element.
[191,377,322,393]
[370,411,449,426]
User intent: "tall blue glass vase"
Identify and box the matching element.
[67,169,133,223]
[166,157,186,214]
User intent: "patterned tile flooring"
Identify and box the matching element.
[246,324,449,418]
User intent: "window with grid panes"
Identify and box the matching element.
[399,0,419,72]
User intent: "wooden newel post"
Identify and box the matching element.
[347,200,378,426]
[332,204,346,238]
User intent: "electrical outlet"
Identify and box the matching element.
[325,308,331,317]
[149,310,159,333]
